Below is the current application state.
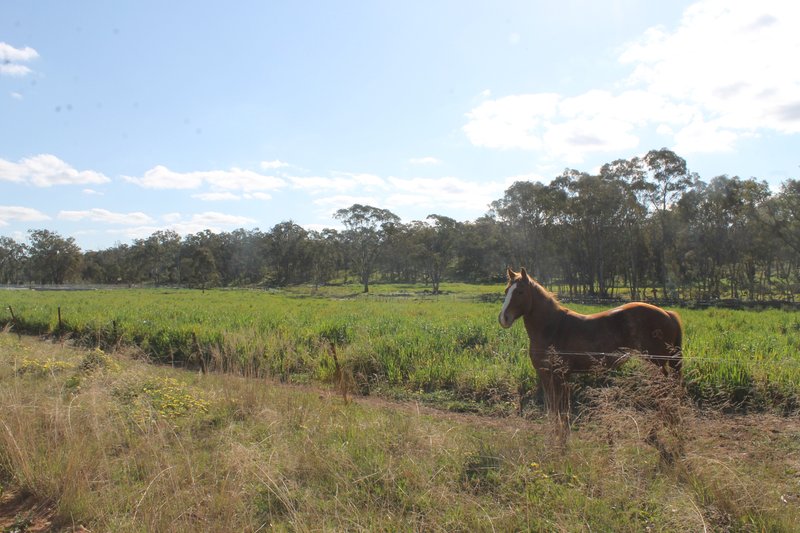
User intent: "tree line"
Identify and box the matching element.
[2,149,799,300]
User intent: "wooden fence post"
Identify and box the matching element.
[7,306,21,340]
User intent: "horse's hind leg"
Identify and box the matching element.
[669,354,682,374]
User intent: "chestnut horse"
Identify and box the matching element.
[499,268,682,399]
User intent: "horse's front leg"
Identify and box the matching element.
[533,362,569,414]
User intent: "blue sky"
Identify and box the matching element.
[2,0,798,250]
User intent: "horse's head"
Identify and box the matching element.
[498,267,534,328]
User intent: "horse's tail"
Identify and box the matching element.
[667,311,683,374]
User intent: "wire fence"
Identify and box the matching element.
[515,349,800,367]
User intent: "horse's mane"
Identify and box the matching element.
[527,276,566,313]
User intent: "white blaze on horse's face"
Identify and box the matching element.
[498,282,518,329]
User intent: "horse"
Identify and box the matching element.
[498,267,683,406]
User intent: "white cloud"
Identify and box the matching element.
[464,90,693,162]
[10,92,23,100]
[385,176,506,211]
[57,208,154,226]
[192,190,273,201]
[312,195,380,211]
[296,171,510,221]
[464,0,800,159]
[290,172,386,193]
[464,93,560,151]
[301,222,340,233]
[409,156,442,165]
[260,159,290,170]
[109,211,258,242]
[244,192,272,200]
[0,43,39,77]
[509,32,521,45]
[672,118,740,154]
[160,212,257,236]
[0,206,50,227]
[124,165,201,189]
[187,211,256,227]
[124,165,287,192]
[503,172,550,187]
[82,188,104,196]
[0,43,39,62]
[192,192,241,201]
[0,155,111,187]
[620,0,800,135]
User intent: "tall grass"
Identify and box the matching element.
[2,333,799,531]
[2,286,799,411]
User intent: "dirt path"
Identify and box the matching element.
[0,489,60,533]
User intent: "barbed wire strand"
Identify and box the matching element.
[509,349,800,367]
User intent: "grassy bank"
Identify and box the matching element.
[1,333,799,531]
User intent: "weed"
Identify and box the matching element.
[15,358,73,377]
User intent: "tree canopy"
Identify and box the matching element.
[2,149,799,301]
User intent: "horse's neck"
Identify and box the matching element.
[522,288,566,342]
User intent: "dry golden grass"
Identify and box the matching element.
[1,332,799,532]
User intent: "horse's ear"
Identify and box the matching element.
[506,266,515,280]
[520,267,529,282]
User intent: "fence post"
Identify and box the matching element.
[7,306,21,339]
[58,306,63,333]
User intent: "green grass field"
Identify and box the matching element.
[2,284,799,411]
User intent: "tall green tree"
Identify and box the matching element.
[490,181,564,278]
[306,229,342,288]
[0,236,26,284]
[334,204,400,292]
[764,179,800,255]
[642,149,695,296]
[266,221,310,285]
[553,170,629,296]
[600,158,650,299]
[130,230,181,285]
[417,215,459,294]
[452,216,508,283]
[26,229,82,284]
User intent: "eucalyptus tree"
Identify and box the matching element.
[641,148,695,296]
[26,229,82,284]
[386,221,425,283]
[130,230,181,285]
[552,170,630,296]
[180,230,226,287]
[490,180,564,279]
[216,228,267,285]
[599,158,650,299]
[0,236,26,284]
[334,204,400,292]
[764,180,800,297]
[674,176,771,299]
[82,243,131,284]
[306,229,342,288]
[411,214,459,293]
[452,216,508,283]
[764,179,800,255]
[266,221,310,286]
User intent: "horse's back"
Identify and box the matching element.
[616,303,683,371]
[588,302,681,355]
